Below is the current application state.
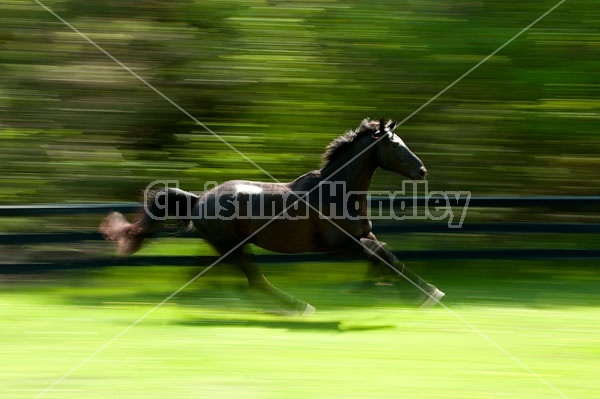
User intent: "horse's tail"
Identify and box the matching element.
[99,187,199,256]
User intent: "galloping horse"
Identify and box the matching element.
[100,119,444,313]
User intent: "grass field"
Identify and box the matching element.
[1,258,599,399]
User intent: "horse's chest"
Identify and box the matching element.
[317,218,371,248]
[348,219,372,238]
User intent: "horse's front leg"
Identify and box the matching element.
[357,234,445,307]
[234,247,315,315]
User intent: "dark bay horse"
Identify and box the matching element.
[100,119,445,314]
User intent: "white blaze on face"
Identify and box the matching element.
[390,133,406,148]
[235,183,263,194]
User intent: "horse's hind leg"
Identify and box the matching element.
[358,235,445,307]
[233,247,315,315]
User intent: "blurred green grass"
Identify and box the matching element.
[1,259,599,399]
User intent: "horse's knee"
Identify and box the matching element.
[367,247,396,264]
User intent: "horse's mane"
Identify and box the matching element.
[321,119,379,168]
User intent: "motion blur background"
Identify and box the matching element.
[1,0,598,204]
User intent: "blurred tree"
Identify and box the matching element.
[0,0,598,203]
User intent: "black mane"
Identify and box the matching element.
[321,119,379,168]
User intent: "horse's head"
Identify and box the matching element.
[372,119,427,180]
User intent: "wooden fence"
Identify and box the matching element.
[1,196,599,271]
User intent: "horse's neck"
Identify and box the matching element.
[320,153,377,193]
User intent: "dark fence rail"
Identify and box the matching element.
[2,196,600,270]
[3,222,600,246]
[3,249,600,274]
[2,196,600,217]
[0,202,139,217]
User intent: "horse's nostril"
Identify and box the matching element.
[420,167,427,178]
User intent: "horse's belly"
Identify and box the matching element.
[249,219,321,253]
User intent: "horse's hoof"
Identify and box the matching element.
[420,287,445,308]
[302,303,316,316]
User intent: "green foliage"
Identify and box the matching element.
[1,0,599,202]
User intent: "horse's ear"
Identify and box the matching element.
[372,118,386,137]
[387,120,397,131]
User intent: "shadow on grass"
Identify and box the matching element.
[176,317,396,332]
